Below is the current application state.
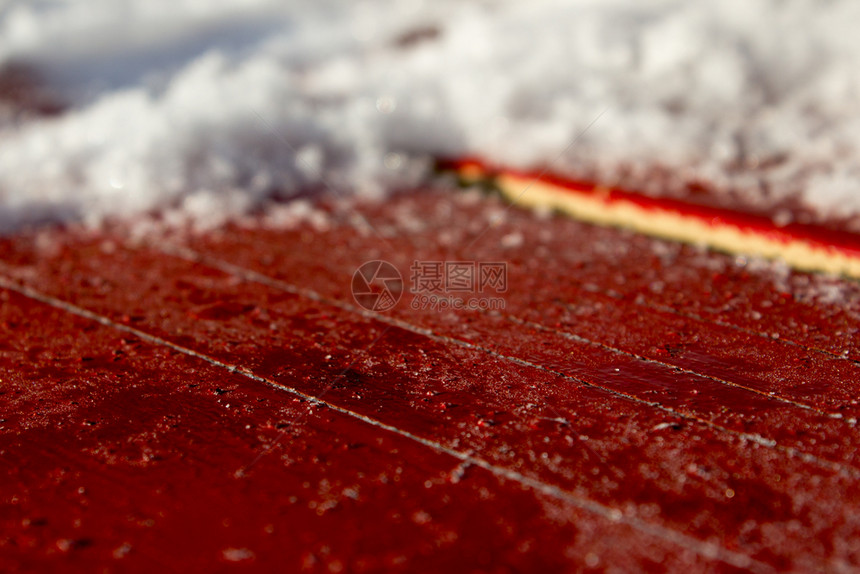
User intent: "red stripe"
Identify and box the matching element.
[439,156,860,258]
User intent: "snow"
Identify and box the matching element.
[1,0,860,230]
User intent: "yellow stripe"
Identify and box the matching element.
[492,172,860,279]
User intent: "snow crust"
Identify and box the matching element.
[1,0,859,230]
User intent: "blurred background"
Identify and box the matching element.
[0,0,859,231]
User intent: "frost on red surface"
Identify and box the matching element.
[2,189,860,572]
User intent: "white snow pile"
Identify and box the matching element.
[1,0,859,231]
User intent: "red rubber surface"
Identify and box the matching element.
[2,189,860,571]
[4,291,687,574]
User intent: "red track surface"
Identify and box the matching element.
[3,190,860,572]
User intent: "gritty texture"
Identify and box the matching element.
[2,189,860,571]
